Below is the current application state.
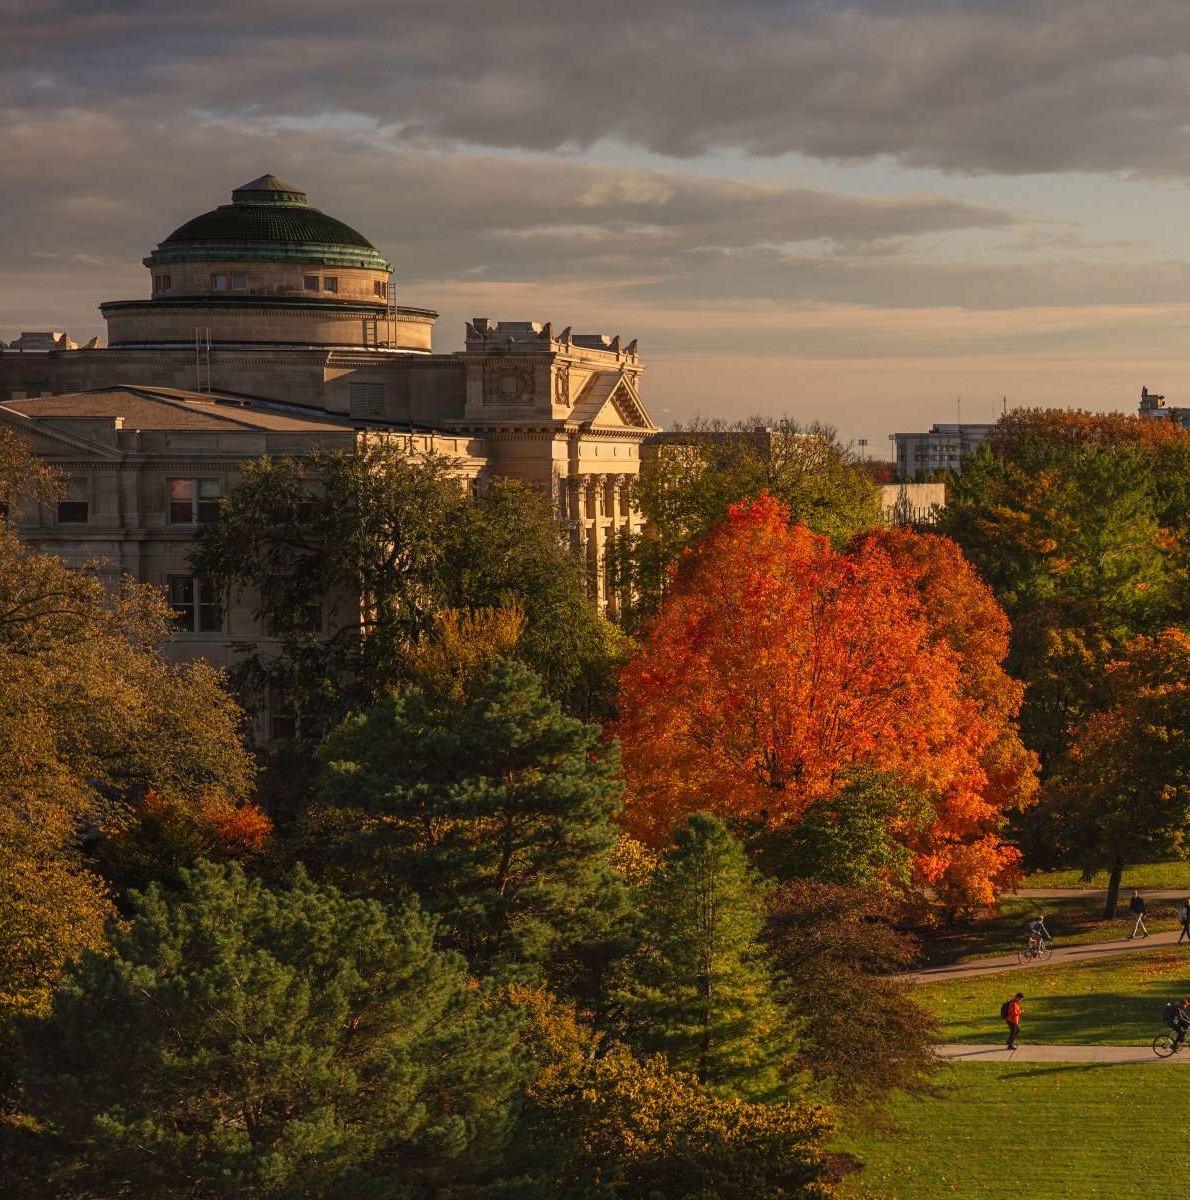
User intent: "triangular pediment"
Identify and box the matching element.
[0,405,122,460]
[570,371,657,432]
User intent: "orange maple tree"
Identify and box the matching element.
[617,494,1032,906]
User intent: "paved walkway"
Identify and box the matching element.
[1017,887,1190,901]
[937,1043,1187,1064]
[908,929,1189,983]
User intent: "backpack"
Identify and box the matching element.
[1130,895,1145,914]
[1163,1002,1181,1025]
[1000,1000,1013,1020]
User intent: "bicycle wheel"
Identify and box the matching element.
[1037,940,1054,962]
[1153,1032,1176,1058]
[1016,944,1034,965]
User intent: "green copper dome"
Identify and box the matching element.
[144,175,393,271]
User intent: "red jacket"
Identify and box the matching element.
[1006,999,1022,1023]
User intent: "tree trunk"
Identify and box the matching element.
[1104,855,1125,919]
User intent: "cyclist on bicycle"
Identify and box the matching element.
[1163,998,1190,1049]
[1026,915,1050,953]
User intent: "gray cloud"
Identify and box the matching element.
[0,110,1017,326]
[4,1,1190,177]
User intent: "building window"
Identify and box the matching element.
[57,477,89,524]
[154,274,172,291]
[348,382,386,419]
[211,274,228,290]
[323,276,338,293]
[232,273,247,289]
[169,478,221,524]
[304,275,320,291]
[374,280,388,299]
[168,575,223,633]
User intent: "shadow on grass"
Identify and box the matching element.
[945,980,1188,1044]
[995,1062,1130,1081]
[920,895,1183,966]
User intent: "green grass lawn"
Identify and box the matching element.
[918,947,1190,1044]
[1023,860,1190,890]
[837,1062,1188,1200]
[919,894,1182,966]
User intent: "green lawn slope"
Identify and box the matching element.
[838,1063,1187,1200]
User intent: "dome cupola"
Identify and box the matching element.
[144,175,392,272]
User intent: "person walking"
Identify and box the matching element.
[1128,890,1149,939]
[1178,898,1190,944]
[1001,992,1024,1050]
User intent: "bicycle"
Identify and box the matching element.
[1017,936,1053,964]
[1153,1028,1189,1058]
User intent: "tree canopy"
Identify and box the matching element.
[611,418,879,627]
[20,862,524,1200]
[192,442,621,742]
[616,814,792,1100]
[940,408,1190,769]
[309,656,628,983]
[618,493,1030,907]
[1042,628,1190,915]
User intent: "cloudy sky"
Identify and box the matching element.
[4,0,1190,445]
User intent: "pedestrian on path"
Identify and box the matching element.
[1001,992,1024,1050]
[1128,890,1149,939]
[1178,898,1190,944]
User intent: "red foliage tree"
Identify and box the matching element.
[618,494,1030,906]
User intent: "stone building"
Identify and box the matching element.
[890,422,994,479]
[0,174,656,629]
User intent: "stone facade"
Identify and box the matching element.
[0,174,657,626]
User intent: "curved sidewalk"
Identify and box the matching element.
[908,929,1189,983]
[937,1043,1188,1064]
[1017,887,1190,900]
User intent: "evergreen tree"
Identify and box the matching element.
[310,657,629,985]
[617,814,792,1100]
[19,862,524,1200]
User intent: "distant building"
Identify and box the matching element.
[890,423,994,480]
[878,482,946,525]
[1138,385,1190,430]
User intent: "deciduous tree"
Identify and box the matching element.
[766,881,937,1102]
[941,409,1190,768]
[611,417,879,627]
[511,987,838,1200]
[0,524,256,1039]
[618,494,1021,907]
[193,445,621,746]
[1044,629,1190,917]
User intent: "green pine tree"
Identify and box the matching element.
[617,813,793,1100]
[19,862,524,1200]
[310,657,630,987]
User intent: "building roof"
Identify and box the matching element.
[144,177,392,272]
[2,386,361,433]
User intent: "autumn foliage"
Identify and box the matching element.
[617,494,1035,906]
